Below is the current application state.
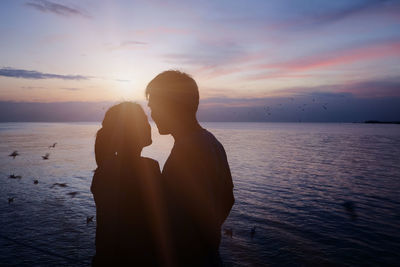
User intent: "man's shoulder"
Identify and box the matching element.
[199,129,225,150]
[177,129,226,157]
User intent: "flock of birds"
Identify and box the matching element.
[7,145,260,239]
[6,144,261,239]
[262,97,329,118]
[6,143,94,225]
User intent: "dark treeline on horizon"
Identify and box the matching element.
[0,97,399,123]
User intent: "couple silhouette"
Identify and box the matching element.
[91,71,235,266]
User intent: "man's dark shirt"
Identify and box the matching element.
[162,128,234,266]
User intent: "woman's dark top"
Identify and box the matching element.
[91,157,162,266]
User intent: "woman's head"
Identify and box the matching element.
[95,102,151,167]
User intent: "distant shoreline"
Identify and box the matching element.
[0,121,399,124]
[364,120,400,124]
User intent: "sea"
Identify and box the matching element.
[0,122,399,266]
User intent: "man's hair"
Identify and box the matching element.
[145,70,199,114]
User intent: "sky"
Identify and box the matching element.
[0,0,400,121]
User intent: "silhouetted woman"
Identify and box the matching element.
[91,102,165,266]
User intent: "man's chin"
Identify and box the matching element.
[157,128,170,135]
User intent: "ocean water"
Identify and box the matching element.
[0,122,399,266]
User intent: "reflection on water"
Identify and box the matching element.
[0,122,399,266]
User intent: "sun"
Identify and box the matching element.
[114,77,147,102]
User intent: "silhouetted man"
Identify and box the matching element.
[146,70,234,266]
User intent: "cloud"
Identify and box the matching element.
[166,38,400,81]
[25,0,90,18]
[161,35,400,81]
[0,67,90,80]
[163,39,248,65]
[200,77,400,103]
[247,39,400,80]
[200,97,269,108]
[61,87,81,91]
[212,0,400,36]
[0,101,109,122]
[309,0,390,24]
[121,41,147,46]
[162,40,261,79]
[131,27,190,37]
[266,77,400,98]
[20,86,44,89]
[269,0,400,31]
[163,50,238,67]
[340,79,400,98]
[105,40,148,51]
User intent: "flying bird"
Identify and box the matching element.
[343,201,355,212]
[8,174,22,179]
[49,143,57,148]
[251,226,256,239]
[87,216,94,224]
[9,151,19,159]
[67,191,79,198]
[50,183,68,188]
[342,201,357,220]
[42,153,50,160]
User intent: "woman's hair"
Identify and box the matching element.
[95,102,149,168]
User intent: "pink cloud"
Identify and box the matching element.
[189,39,400,81]
[192,51,270,79]
[249,40,400,80]
[338,79,400,98]
[265,1,400,32]
[247,73,313,80]
[132,27,191,37]
[256,78,400,98]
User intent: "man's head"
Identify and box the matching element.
[146,70,199,135]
